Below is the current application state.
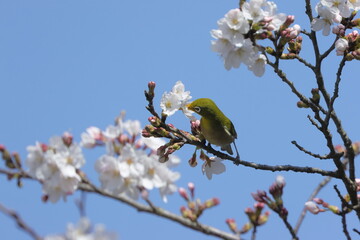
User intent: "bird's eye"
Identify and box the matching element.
[194,106,201,113]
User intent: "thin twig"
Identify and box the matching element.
[294,55,315,70]
[294,176,332,234]
[334,185,351,209]
[340,207,352,240]
[353,228,360,235]
[79,181,240,240]
[281,217,299,240]
[291,140,332,160]
[251,225,257,240]
[0,203,43,240]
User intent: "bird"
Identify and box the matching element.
[187,98,240,159]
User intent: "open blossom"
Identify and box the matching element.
[248,54,267,77]
[80,126,103,148]
[26,134,85,203]
[160,81,192,116]
[349,0,360,11]
[311,2,342,36]
[211,1,288,75]
[44,218,117,240]
[95,143,180,201]
[123,120,141,136]
[321,0,351,18]
[202,157,226,180]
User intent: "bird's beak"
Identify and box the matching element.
[186,102,193,110]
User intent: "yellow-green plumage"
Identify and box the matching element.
[187,98,237,155]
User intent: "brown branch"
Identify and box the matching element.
[341,211,352,240]
[291,140,332,160]
[0,203,43,240]
[194,140,339,177]
[281,217,298,240]
[79,181,240,240]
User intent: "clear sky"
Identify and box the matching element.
[1,0,360,239]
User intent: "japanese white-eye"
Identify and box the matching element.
[187,98,239,158]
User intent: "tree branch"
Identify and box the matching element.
[79,181,240,240]
[0,203,43,240]
[0,169,239,240]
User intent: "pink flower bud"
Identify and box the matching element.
[305,201,323,214]
[226,218,238,233]
[188,182,195,198]
[40,143,48,152]
[312,198,324,204]
[0,144,5,152]
[179,187,189,201]
[62,132,73,147]
[356,179,360,191]
[254,202,265,210]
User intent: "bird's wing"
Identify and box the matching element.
[224,121,237,139]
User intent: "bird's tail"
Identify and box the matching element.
[221,144,233,155]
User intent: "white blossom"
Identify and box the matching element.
[103,125,122,140]
[80,126,103,148]
[123,120,142,136]
[26,135,85,203]
[95,143,180,201]
[335,38,349,55]
[242,0,267,23]
[248,54,267,77]
[224,9,250,33]
[202,157,226,180]
[223,39,257,70]
[311,3,342,36]
[321,0,351,17]
[160,81,192,116]
[44,218,117,240]
[349,0,360,11]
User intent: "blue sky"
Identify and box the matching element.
[1,0,360,239]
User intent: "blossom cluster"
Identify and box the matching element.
[211,0,299,76]
[44,218,117,240]
[81,115,180,202]
[312,0,360,36]
[26,133,85,203]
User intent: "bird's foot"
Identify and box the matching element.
[233,154,241,166]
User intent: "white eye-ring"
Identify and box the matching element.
[194,106,201,113]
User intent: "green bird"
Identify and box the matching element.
[187,98,240,159]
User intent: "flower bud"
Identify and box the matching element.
[297,101,309,108]
[148,116,161,127]
[251,190,268,203]
[240,222,252,234]
[305,201,324,214]
[258,211,270,225]
[328,205,340,214]
[203,198,220,209]
[226,218,238,234]
[356,178,360,191]
[12,152,21,169]
[188,182,195,199]
[313,198,324,204]
[178,187,189,201]
[147,81,156,99]
[62,132,73,147]
[188,153,197,167]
